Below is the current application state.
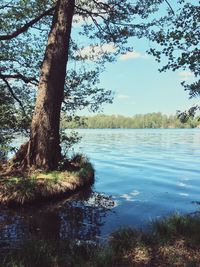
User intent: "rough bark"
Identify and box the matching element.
[13,0,75,171]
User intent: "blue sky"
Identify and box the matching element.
[98,38,195,116]
[72,0,198,117]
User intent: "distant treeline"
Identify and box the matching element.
[61,113,200,129]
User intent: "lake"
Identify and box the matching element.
[0,129,200,245]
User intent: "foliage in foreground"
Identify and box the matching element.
[1,214,200,267]
[148,0,200,119]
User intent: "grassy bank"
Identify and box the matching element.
[1,214,200,266]
[0,155,94,206]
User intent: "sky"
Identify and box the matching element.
[71,1,198,117]
[98,38,196,116]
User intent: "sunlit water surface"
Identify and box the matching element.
[0,129,200,245]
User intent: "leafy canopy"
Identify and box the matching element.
[147,0,200,120]
[0,0,170,150]
[1,0,199,153]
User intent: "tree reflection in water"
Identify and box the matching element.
[0,188,116,247]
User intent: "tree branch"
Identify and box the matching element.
[164,0,175,15]
[0,74,26,116]
[0,1,14,10]
[75,4,108,17]
[0,6,55,41]
[92,0,110,10]
[0,73,39,85]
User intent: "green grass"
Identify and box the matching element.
[151,213,200,247]
[0,239,115,267]
[0,154,94,206]
[1,214,200,267]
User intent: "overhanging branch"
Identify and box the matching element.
[0,6,55,41]
[1,73,39,85]
[0,74,26,116]
[164,0,175,15]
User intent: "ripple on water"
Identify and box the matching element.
[2,129,200,244]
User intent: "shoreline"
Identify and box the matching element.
[0,156,94,207]
[1,213,200,266]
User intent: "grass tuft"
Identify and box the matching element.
[109,228,143,253]
[1,214,200,266]
[151,213,200,247]
[0,154,94,206]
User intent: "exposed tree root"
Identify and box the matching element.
[0,142,30,178]
[0,143,86,179]
[0,154,94,206]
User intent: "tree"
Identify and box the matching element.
[0,85,16,159]
[22,0,75,170]
[147,0,200,120]
[1,0,183,171]
[0,0,149,171]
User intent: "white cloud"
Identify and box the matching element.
[78,44,117,61]
[178,71,194,81]
[130,190,140,196]
[120,190,140,202]
[73,1,108,27]
[117,94,129,100]
[179,192,189,197]
[119,51,148,61]
[73,14,95,27]
[120,194,135,202]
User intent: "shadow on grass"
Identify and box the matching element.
[1,213,200,267]
[0,155,94,206]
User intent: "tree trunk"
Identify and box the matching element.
[17,0,75,171]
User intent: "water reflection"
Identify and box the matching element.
[3,129,200,245]
[0,188,116,247]
[120,190,140,202]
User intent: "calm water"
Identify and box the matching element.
[1,129,200,245]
